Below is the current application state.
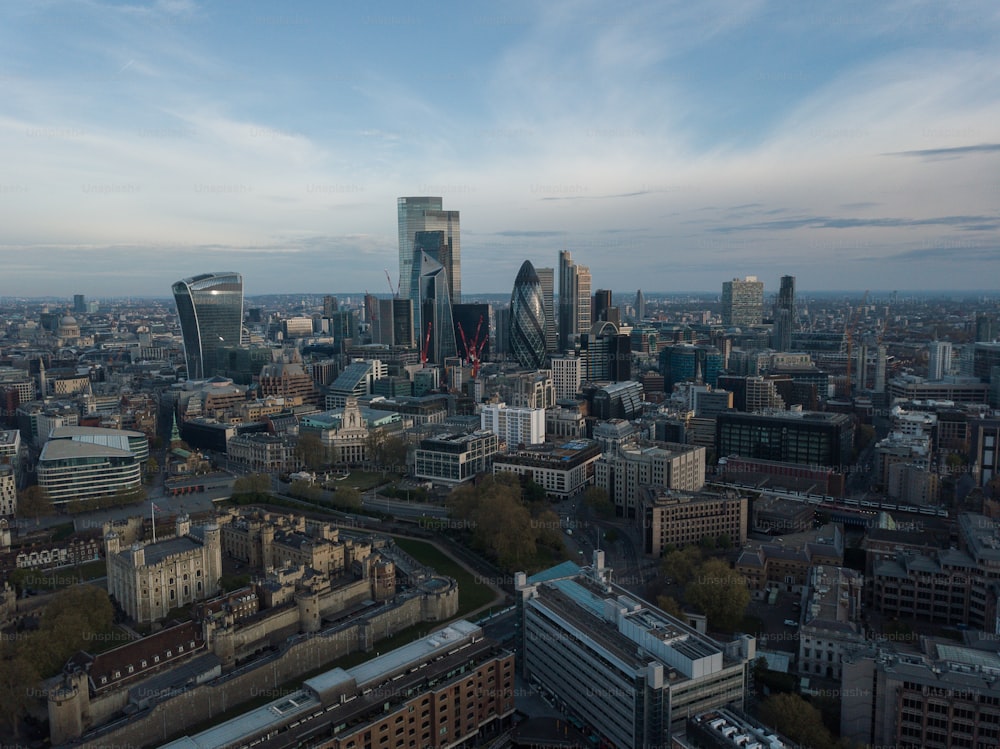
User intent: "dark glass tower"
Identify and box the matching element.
[413,251,457,364]
[773,275,796,351]
[510,261,548,369]
[172,272,244,380]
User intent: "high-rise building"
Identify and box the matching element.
[635,289,646,320]
[374,298,414,348]
[927,340,953,381]
[580,321,631,381]
[397,197,461,324]
[551,354,582,399]
[558,250,591,351]
[73,294,86,314]
[452,303,491,363]
[322,295,338,317]
[976,313,996,343]
[536,266,557,353]
[721,276,764,328]
[593,288,613,323]
[510,260,548,369]
[172,272,244,380]
[413,251,457,364]
[773,275,795,351]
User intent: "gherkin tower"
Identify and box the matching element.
[510,261,547,369]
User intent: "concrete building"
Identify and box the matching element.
[481,402,545,448]
[516,555,753,747]
[48,425,149,462]
[414,431,499,485]
[105,515,223,623]
[735,525,844,595]
[927,340,954,381]
[558,250,591,351]
[551,354,582,399]
[595,442,707,519]
[716,410,855,470]
[493,439,602,499]
[226,433,299,473]
[161,620,513,749]
[639,487,748,556]
[0,465,15,517]
[797,565,865,681]
[721,276,764,328]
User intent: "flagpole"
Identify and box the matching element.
[152,501,156,543]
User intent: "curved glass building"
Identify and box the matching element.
[172,272,244,380]
[510,260,548,369]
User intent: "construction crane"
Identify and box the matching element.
[420,321,432,365]
[384,269,400,298]
[457,315,488,379]
[844,289,869,396]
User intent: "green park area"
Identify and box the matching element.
[392,537,500,617]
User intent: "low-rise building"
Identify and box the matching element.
[735,524,844,595]
[493,438,602,499]
[797,565,865,681]
[639,487,748,556]
[414,430,499,485]
[595,442,706,519]
[37,439,142,508]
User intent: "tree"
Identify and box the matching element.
[0,654,41,738]
[660,545,702,585]
[332,485,362,511]
[381,435,409,471]
[17,485,52,521]
[656,595,684,619]
[583,486,615,519]
[699,534,717,550]
[759,693,838,749]
[145,455,160,482]
[232,473,272,502]
[295,431,326,470]
[522,479,547,504]
[289,479,322,503]
[685,558,751,633]
[717,532,733,550]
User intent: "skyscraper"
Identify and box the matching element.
[374,298,414,348]
[927,341,953,381]
[172,272,244,380]
[722,276,764,328]
[414,251,457,364]
[536,267,557,353]
[510,261,548,369]
[558,251,592,351]
[773,275,795,351]
[397,197,461,325]
[635,289,646,320]
[592,289,612,324]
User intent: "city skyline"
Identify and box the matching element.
[2,1,999,296]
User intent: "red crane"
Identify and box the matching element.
[420,321,432,365]
[457,315,488,378]
[384,269,400,297]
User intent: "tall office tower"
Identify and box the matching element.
[581,321,631,381]
[362,293,377,326]
[927,340,953,381]
[172,272,244,380]
[73,294,86,314]
[494,306,512,356]
[414,251,457,364]
[375,298,415,347]
[510,261,548,369]
[558,250,591,351]
[397,196,461,313]
[773,275,795,351]
[593,289,613,324]
[635,289,646,320]
[976,314,996,343]
[536,267,557,353]
[323,295,338,317]
[722,275,764,328]
[551,354,582,399]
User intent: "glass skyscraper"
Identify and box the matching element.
[510,260,548,369]
[413,251,457,364]
[397,197,461,338]
[172,272,244,380]
[558,250,591,351]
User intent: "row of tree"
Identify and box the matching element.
[656,545,750,633]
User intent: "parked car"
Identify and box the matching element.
[783,619,799,627]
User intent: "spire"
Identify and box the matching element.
[170,412,182,446]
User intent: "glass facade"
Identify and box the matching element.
[413,251,457,364]
[397,197,460,340]
[510,261,548,369]
[172,272,244,380]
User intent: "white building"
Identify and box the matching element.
[551,354,582,400]
[927,340,953,381]
[37,441,142,508]
[48,426,149,462]
[798,565,865,681]
[481,402,545,448]
[594,442,707,519]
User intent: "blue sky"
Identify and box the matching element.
[1,0,998,297]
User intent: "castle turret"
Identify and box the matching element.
[296,590,322,634]
[48,672,90,745]
[175,513,191,538]
[104,530,120,556]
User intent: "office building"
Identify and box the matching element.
[481,402,545,448]
[172,272,244,380]
[515,556,752,747]
[509,260,548,369]
[413,251,458,364]
[397,197,461,315]
[0,465,16,517]
[976,313,996,343]
[595,442,707,519]
[536,266,557,353]
[414,431,498,485]
[73,294,86,314]
[721,276,764,328]
[322,295,338,317]
[47,426,149,462]
[588,380,644,420]
[592,288,612,324]
[635,289,646,320]
[640,487,748,556]
[558,250,591,351]
[551,354,582,399]
[493,439,602,499]
[660,345,723,390]
[797,565,865,680]
[374,298,414,348]
[716,410,855,469]
[452,302,491,364]
[327,360,387,408]
[580,320,631,381]
[105,515,222,624]
[37,440,142,508]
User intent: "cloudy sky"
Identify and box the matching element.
[2,0,999,297]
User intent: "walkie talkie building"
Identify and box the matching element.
[172,272,244,380]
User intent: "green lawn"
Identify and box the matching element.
[391,537,499,617]
[13,559,107,591]
[327,470,403,492]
